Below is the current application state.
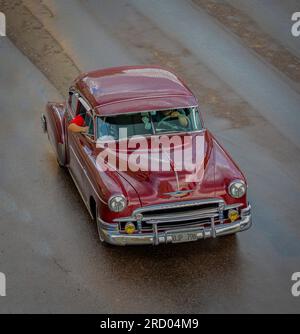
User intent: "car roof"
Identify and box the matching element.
[74,65,198,116]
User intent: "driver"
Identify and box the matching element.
[68,113,89,133]
[161,109,189,128]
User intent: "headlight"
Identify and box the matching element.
[108,195,127,212]
[228,180,246,198]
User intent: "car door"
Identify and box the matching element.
[78,113,97,200]
[67,92,90,199]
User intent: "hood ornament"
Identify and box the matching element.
[163,190,193,198]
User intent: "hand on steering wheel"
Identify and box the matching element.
[157,115,190,130]
[157,115,177,129]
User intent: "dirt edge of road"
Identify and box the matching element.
[1,0,80,95]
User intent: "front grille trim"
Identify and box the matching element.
[114,198,224,223]
[134,198,224,215]
[142,210,219,224]
[114,198,244,234]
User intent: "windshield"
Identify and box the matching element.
[96,107,202,140]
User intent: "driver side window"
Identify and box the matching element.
[84,112,94,137]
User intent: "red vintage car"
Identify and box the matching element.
[42,65,251,246]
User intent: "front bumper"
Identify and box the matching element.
[97,205,252,246]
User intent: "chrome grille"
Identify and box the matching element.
[114,198,243,233]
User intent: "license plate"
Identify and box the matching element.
[170,231,198,243]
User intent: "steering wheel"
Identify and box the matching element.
[157,115,190,131]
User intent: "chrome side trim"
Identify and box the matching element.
[69,145,107,205]
[68,167,94,219]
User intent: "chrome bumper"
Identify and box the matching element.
[97,205,252,246]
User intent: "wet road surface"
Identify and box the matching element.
[0,0,300,313]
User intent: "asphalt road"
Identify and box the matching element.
[0,0,300,313]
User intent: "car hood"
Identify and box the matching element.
[96,129,245,208]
